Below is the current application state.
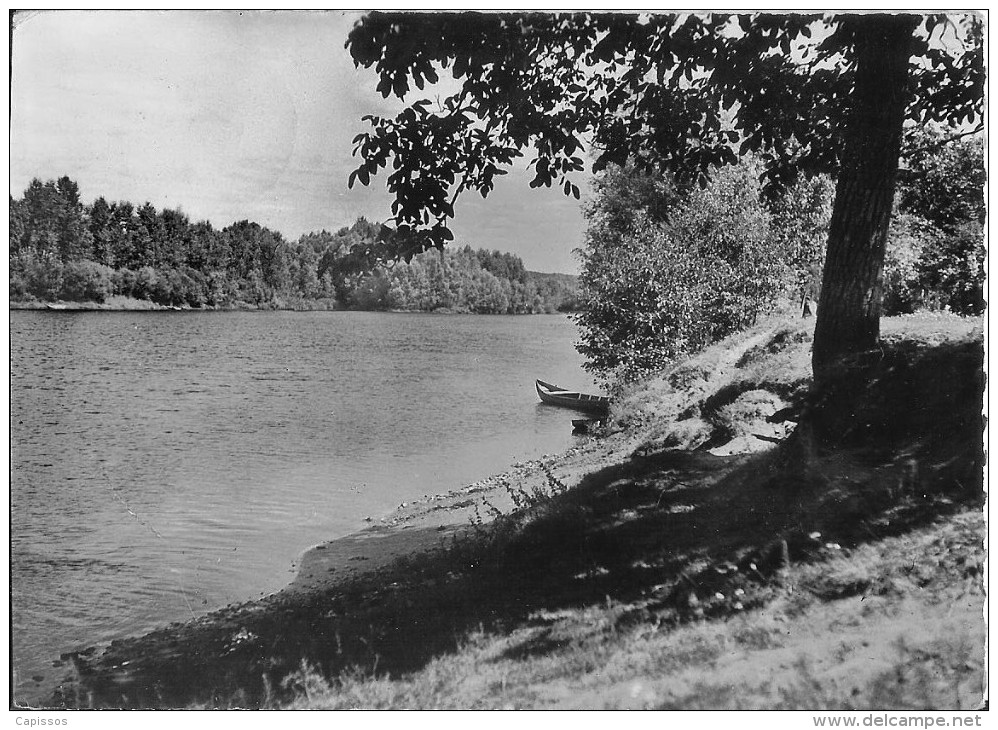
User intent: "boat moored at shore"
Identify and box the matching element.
[535,379,610,416]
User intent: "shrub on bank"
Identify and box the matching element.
[60,259,114,303]
[112,268,140,298]
[9,269,29,300]
[18,252,64,301]
[918,220,985,316]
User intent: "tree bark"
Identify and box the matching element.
[812,15,919,382]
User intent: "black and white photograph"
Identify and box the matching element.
[8,9,986,714]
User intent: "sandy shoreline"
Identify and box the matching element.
[39,430,641,708]
[11,297,178,311]
[286,433,639,596]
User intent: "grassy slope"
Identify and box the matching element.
[56,313,985,710]
[287,512,983,710]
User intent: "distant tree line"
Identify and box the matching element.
[346,246,580,313]
[8,179,578,313]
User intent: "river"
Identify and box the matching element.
[9,309,599,706]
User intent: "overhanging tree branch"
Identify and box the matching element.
[901,123,984,157]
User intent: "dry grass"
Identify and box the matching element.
[611,313,815,454]
[285,510,984,710]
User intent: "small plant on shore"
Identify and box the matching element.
[470,498,504,534]
[501,466,571,513]
[454,464,580,579]
[280,660,330,705]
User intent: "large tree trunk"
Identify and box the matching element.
[811,15,919,382]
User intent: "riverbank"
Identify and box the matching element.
[46,312,985,709]
[9,296,579,314]
[11,295,172,311]
[9,295,340,311]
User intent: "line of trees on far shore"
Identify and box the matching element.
[8,179,580,313]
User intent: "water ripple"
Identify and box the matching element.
[10,310,594,705]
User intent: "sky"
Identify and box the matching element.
[9,10,589,273]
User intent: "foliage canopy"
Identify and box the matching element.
[346,12,982,252]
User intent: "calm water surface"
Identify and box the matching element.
[10,310,598,704]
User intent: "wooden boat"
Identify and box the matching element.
[535,379,610,415]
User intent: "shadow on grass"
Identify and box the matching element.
[56,335,984,709]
